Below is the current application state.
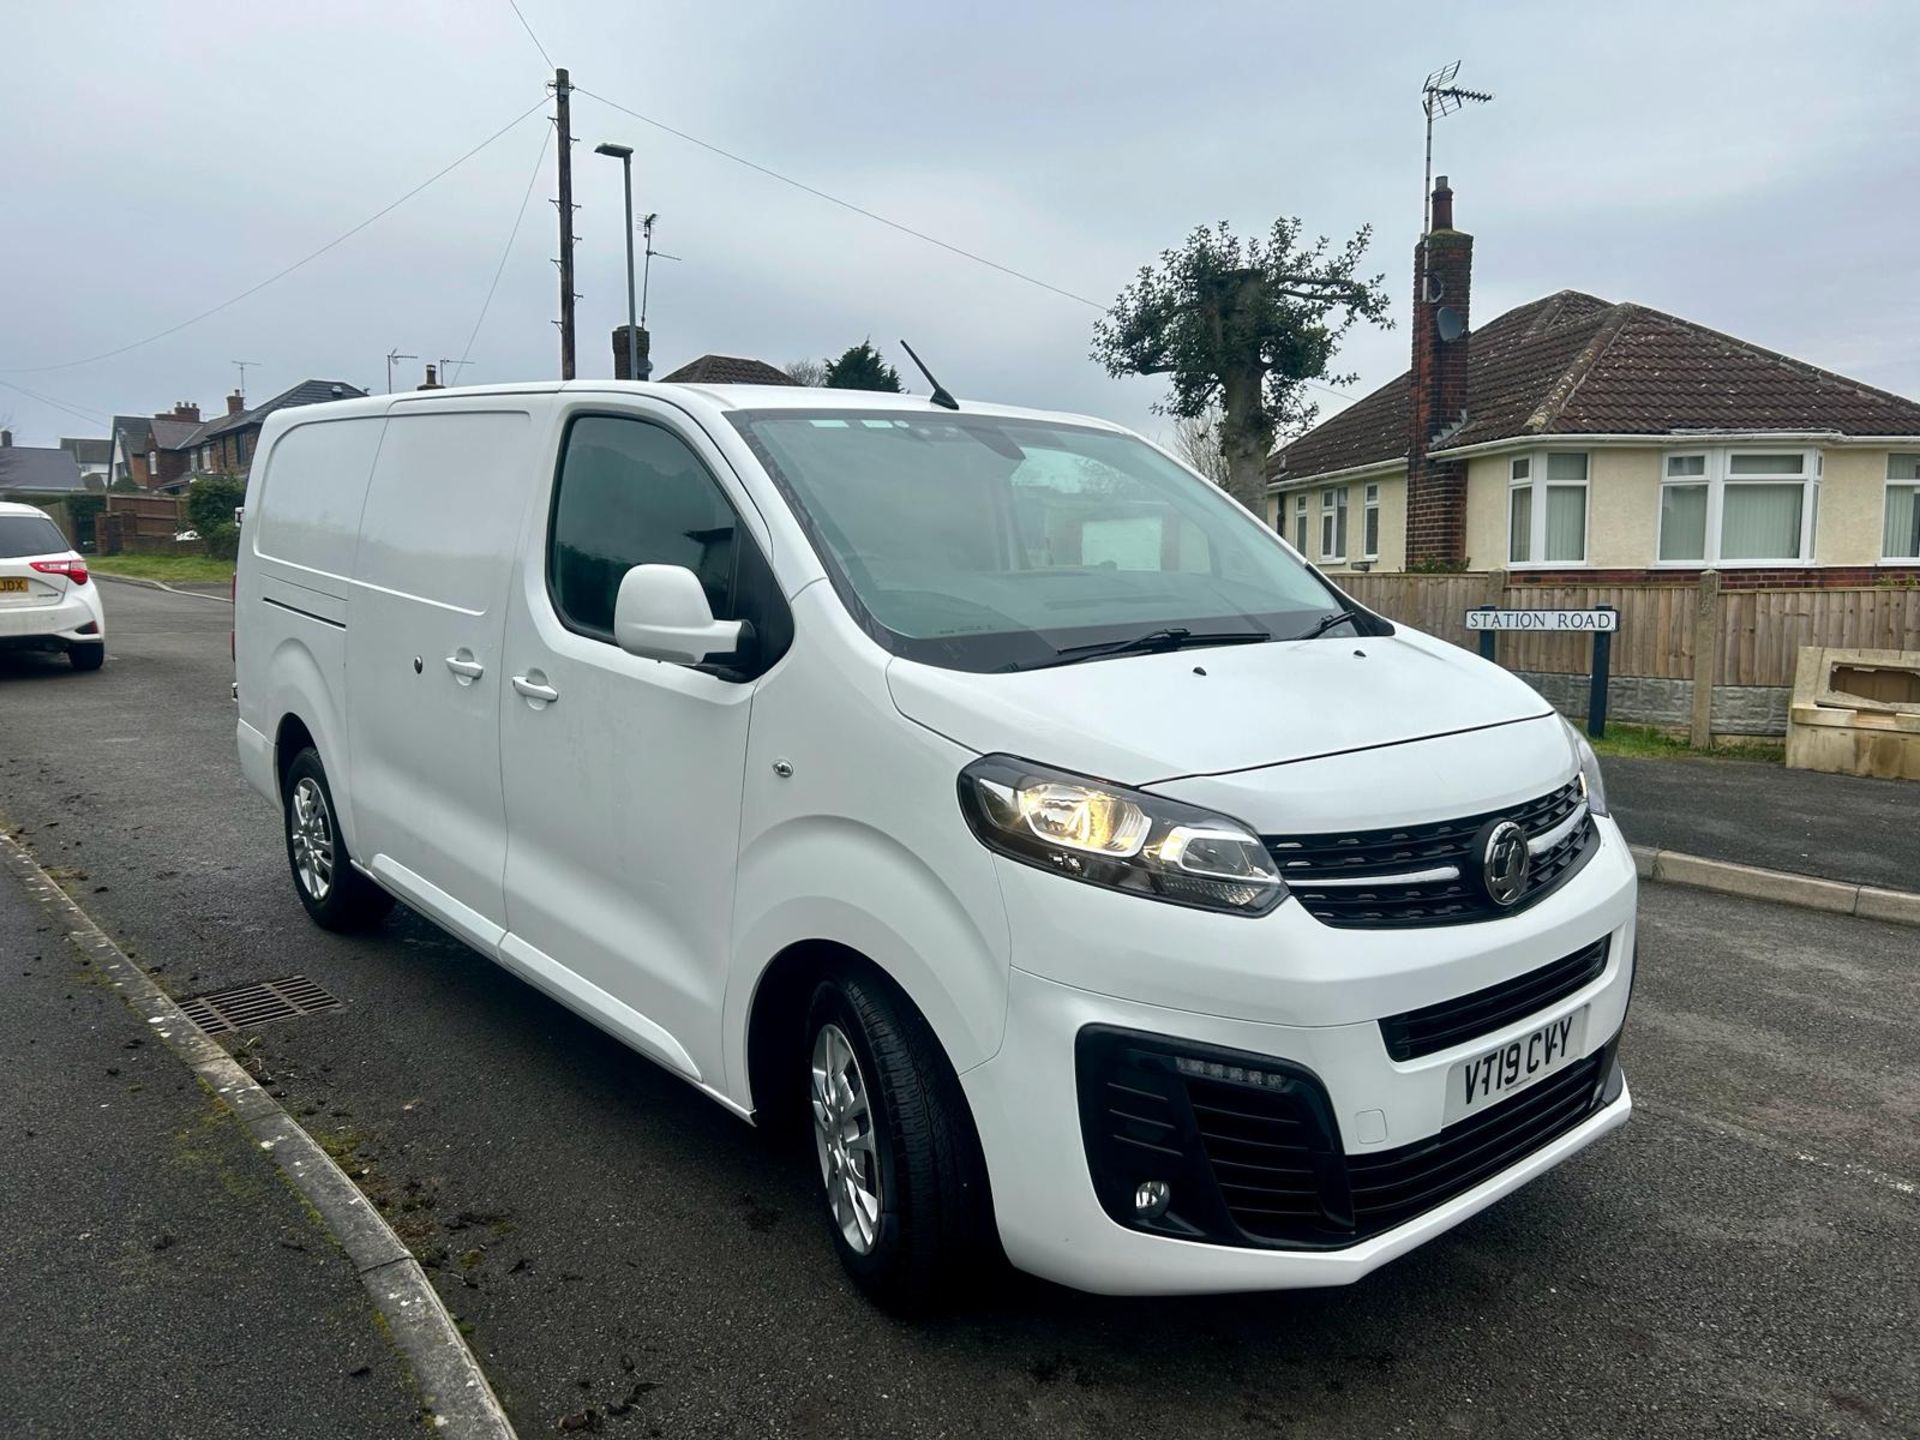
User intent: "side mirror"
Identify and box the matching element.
[612,564,744,664]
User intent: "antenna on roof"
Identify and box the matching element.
[639,213,680,329]
[898,340,958,411]
[1419,62,1492,303]
[231,359,261,399]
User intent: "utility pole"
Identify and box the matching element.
[554,66,578,380]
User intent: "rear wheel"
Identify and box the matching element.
[283,748,393,931]
[67,643,104,672]
[804,971,994,1310]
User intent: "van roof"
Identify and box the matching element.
[279,380,1127,435]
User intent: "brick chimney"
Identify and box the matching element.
[157,402,201,423]
[612,325,652,381]
[416,364,443,391]
[1406,175,1474,567]
[226,391,246,415]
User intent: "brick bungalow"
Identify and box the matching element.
[1269,179,1920,589]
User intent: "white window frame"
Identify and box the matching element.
[1656,447,1822,568]
[1319,486,1347,563]
[1883,453,1920,563]
[1362,482,1380,560]
[1506,451,1591,567]
[1292,492,1309,554]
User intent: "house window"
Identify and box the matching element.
[1885,454,1920,561]
[1362,482,1380,560]
[1508,452,1588,565]
[1319,487,1347,562]
[1292,493,1309,553]
[1658,448,1820,565]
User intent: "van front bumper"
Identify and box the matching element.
[959,818,1637,1296]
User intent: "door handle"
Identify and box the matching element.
[445,654,485,681]
[511,673,559,704]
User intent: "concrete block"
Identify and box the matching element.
[1854,886,1920,928]
[1653,851,1859,914]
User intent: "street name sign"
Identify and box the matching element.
[1466,609,1619,633]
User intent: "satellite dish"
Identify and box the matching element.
[1436,306,1468,343]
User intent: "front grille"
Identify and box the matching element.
[1378,939,1611,1062]
[1076,1025,1619,1250]
[1346,1051,1606,1234]
[1264,779,1597,930]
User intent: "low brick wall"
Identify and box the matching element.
[1514,670,1789,738]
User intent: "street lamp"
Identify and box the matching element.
[593,142,644,381]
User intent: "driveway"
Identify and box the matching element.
[1,584,1914,1437]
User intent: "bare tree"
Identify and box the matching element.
[1167,407,1231,487]
[784,358,828,387]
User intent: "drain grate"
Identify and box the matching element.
[177,975,342,1035]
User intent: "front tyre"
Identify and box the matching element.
[283,748,393,932]
[805,972,993,1311]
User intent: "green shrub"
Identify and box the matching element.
[186,474,247,560]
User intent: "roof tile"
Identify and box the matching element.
[1275,290,1920,482]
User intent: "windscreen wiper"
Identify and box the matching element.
[1018,626,1272,670]
[1286,609,1360,641]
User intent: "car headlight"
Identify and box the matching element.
[957,755,1286,915]
[1562,717,1610,816]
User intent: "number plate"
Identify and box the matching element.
[1445,1007,1589,1124]
[0,578,27,593]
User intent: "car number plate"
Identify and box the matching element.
[0,578,27,593]
[1445,1007,1588,1124]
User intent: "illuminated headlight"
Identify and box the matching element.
[1562,717,1610,816]
[958,755,1287,915]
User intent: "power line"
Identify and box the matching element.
[505,0,553,69]
[573,86,1357,402]
[461,121,554,370]
[574,86,1110,312]
[0,377,110,425]
[0,97,549,376]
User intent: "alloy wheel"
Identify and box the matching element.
[289,776,335,902]
[810,1021,882,1254]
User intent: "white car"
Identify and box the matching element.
[0,500,105,671]
[233,383,1633,1308]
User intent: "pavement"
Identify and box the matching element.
[0,841,420,1437]
[1,582,1916,1437]
[1606,755,1918,893]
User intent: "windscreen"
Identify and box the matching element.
[730,410,1342,671]
[0,515,68,559]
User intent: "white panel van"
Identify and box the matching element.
[235,382,1634,1308]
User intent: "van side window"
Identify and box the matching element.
[549,416,743,638]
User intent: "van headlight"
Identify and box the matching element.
[1563,718,1610,816]
[957,755,1286,915]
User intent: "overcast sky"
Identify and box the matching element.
[3,1,1917,450]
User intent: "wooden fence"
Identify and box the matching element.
[101,493,203,555]
[1339,570,1920,740]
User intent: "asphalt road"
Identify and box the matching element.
[1,582,1914,1438]
[0,868,421,1439]
[1606,754,1920,893]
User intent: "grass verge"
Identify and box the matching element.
[89,553,235,585]
[1585,721,1785,765]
